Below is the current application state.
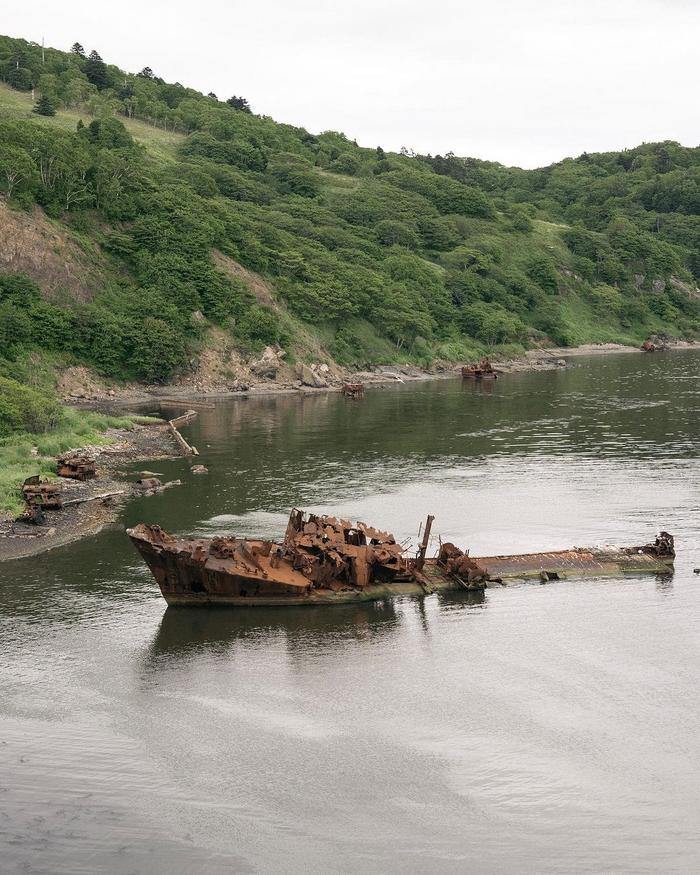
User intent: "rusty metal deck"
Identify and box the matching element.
[473,547,673,580]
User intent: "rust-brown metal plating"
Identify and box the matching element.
[462,358,498,379]
[127,509,675,608]
[56,454,96,481]
[342,383,365,398]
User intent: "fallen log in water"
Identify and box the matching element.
[168,420,198,456]
[159,399,216,409]
[62,490,127,507]
[168,410,198,428]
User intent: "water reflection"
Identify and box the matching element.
[148,599,403,662]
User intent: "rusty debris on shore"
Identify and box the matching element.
[127,509,675,608]
[15,477,62,524]
[56,454,97,481]
[641,336,670,352]
[342,382,365,398]
[21,477,62,510]
[462,358,499,380]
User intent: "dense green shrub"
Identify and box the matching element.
[330,153,361,175]
[527,256,559,294]
[459,302,526,345]
[0,376,61,436]
[128,318,188,382]
[234,305,286,348]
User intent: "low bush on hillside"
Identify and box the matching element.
[0,376,61,437]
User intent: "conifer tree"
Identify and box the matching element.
[33,94,56,116]
[70,42,85,56]
[226,95,251,113]
[84,50,107,88]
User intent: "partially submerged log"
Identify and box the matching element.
[62,490,127,507]
[168,410,198,428]
[168,420,198,456]
[159,399,215,409]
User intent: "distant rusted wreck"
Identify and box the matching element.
[17,476,62,524]
[56,454,96,481]
[342,382,364,398]
[641,337,670,352]
[127,509,675,607]
[462,358,499,379]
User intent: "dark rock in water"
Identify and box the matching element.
[135,477,161,491]
[133,478,181,496]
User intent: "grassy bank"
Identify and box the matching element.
[0,406,140,519]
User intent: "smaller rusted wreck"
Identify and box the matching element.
[462,358,499,379]
[127,510,675,607]
[342,382,365,398]
[56,453,97,481]
[21,476,62,510]
[641,336,670,352]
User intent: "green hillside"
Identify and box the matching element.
[1,33,699,411]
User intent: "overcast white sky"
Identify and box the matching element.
[3,0,699,168]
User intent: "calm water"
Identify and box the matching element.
[1,352,700,874]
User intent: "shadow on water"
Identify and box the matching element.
[148,598,403,659]
[147,588,489,663]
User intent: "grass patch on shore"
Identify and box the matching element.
[0,406,144,519]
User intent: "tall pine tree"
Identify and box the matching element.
[70,42,85,56]
[84,50,107,88]
[226,95,251,113]
[33,94,56,116]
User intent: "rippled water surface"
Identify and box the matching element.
[2,351,700,873]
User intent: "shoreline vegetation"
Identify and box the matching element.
[61,339,699,407]
[1,342,695,563]
[0,415,186,560]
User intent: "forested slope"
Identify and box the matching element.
[1,34,699,414]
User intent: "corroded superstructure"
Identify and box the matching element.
[127,511,675,607]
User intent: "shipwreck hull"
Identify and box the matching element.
[129,532,468,606]
[129,522,674,608]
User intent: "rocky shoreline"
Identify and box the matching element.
[61,341,700,409]
[0,422,189,562]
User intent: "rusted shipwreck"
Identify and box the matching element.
[462,358,499,379]
[127,510,675,607]
[342,382,365,398]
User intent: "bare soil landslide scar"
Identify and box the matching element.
[127,511,675,607]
